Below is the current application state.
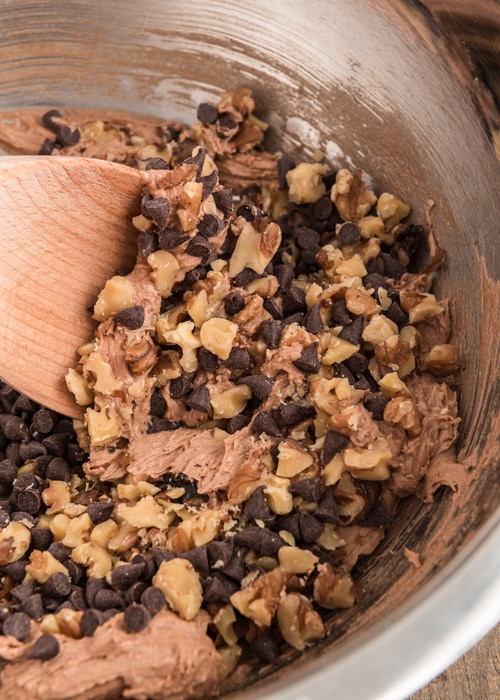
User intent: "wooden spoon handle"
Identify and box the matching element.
[0,156,143,418]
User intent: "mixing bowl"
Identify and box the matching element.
[0,1,499,698]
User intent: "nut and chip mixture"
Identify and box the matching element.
[0,89,461,699]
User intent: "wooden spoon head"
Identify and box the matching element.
[0,156,144,418]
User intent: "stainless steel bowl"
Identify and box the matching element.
[1,1,499,697]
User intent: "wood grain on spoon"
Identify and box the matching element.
[0,156,144,418]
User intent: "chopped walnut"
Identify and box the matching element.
[230,567,286,627]
[276,592,325,650]
[153,558,203,621]
[331,169,377,221]
[421,343,459,377]
[286,162,328,204]
[313,563,357,609]
[383,396,422,437]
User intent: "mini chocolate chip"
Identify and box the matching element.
[236,204,255,221]
[41,109,62,131]
[207,539,234,569]
[322,430,350,465]
[48,542,72,563]
[178,546,209,575]
[235,527,286,556]
[42,432,70,457]
[339,316,364,345]
[158,228,190,250]
[252,632,280,664]
[130,553,155,581]
[237,375,273,400]
[10,581,36,604]
[147,417,178,434]
[169,376,192,399]
[251,411,281,437]
[12,394,38,414]
[303,303,324,334]
[21,593,44,620]
[142,196,170,228]
[219,549,247,582]
[301,243,321,266]
[288,477,322,502]
[15,488,40,514]
[87,500,114,525]
[0,508,9,528]
[197,213,221,239]
[18,441,47,461]
[343,352,369,375]
[331,300,352,326]
[68,586,87,610]
[150,391,167,418]
[198,348,219,372]
[277,155,296,190]
[273,264,294,291]
[312,196,333,220]
[112,305,145,330]
[151,547,175,568]
[81,609,103,636]
[197,102,218,124]
[58,125,80,146]
[283,311,304,326]
[224,291,246,317]
[3,611,31,641]
[1,415,29,441]
[186,234,211,259]
[233,268,260,288]
[137,230,159,257]
[226,414,250,434]
[279,402,316,426]
[185,266,207,285]
[124,604,151,633]
[363,272,388,293]
[385,300,409,327]
[43,573,71,598]
[94,589,124,611]
[224,347,251,371]
[26,633,60,660]
[293,342,320,374]
[145,157,169,170]
[140,586,166,616]
[203,573,239,604]
[5,443,21,467]
[66,561,86,585]
[13,473,40,493]
[276,512,301,540]
[38,137,56,155]
[46,457,72,482]
[2,560,28,583]
[186,385,211,413]
[338,222,361,246]
[354,375,372,391]
[380,252,406,279]
[363,394,387,421]
[0,458,17,486]
[333,362,355,384]
[201,170,219,200]
[263,297,283,320]
[260,319,282,349]
[296,227,320,249]
[298,512,324,542]
[213,188,233,218]
[283,286,306,316]
[243,485,273,523]
[217,115,237,136]
[315,488,340,524]
[111,563,144,591]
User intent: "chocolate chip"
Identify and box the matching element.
[213,188,233,218]
[185,265,207,285]
[21,593,44,620]
[243,486,273,523]
[3,611,31,641]
[18,441,47,461]
[137,230,159,257]
[277,155,295,190]
[363,394,387,421]
[233,268,260,287]
[178,546,209,575]
[203,573,239,604]
[312,196,333,220]
[42,432,70,457]
[283,286,306,316]
[15,489,41,514]
[216,115,237,136]
[183,148,206,175]
[186,235,211,259]
[123,604,151,633]
[237,375,273,400]
[111,564,144,591]
[68,586,87,610]
[333,362,355,384]
[226,414,250,434]
[263,297,283,320]
[197,102,218,124]
[42,573,71,598]
[66,561,85,586]
[322,430,350,465]
[112,305,145,330]
[10,581,36,604]
[207,539,234,569]
[354,374,373,391]
[338,222,361,246]
[198,348,219,372]
[2,560,28,583]
[26,633,60,660]
[331,300,352,326]
[363,272,388,293]
[236,204,254,221]
[186,385,211,413]
[46,457,72,482]
[224,291,246,317]
[87,501,114,525]
[169,376,192,399]
[224,347,250,371]
[12,394,38,414]
[142,196,170,229]
[293,342,320,374]
[362,499,394,527]
[151,547,175,568]
[339,316,364,345]
[140,586,166,616]
[260,319,282,349]
[219,549,247,582]
[385,300,409,327]
[315,488,340,524]
[343,352,369,375]
[303,303,324,334]
[296,227,320,249]
[81,609,103,636]
[131,553,155,581]
[252,632,280,664]
[298,512,324,542]
[58,125,80,147]
[94,589,124,611]
[279,402,315,426]
[0,458,17,486]
[146,417,178,434]
[198,213,221,238]
[274,264,294,291]
[288,477,322,502]
[41,108,60,130]
[145,157,169,170]
[380,252,406,279]
[150,390,167,418]
[158,228,189,250]
[13,473,39,493]
[38,138,56,155]
[0,415,29,441]
[48,542,72,563]
[235,527,285,556]
[301,243,321,266]
[251,411,281,437]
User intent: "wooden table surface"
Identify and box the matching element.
[407,624,499,699]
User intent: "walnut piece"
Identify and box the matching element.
[230,567,286,627]
[331,169,377,221]
[276,592,325,650]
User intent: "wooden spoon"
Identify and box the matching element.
[0,156,145,418]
